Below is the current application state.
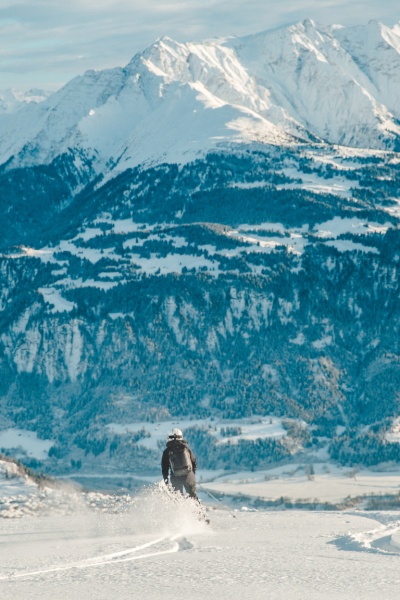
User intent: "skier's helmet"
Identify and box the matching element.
[168,428,183,441]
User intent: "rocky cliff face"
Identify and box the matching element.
[1,21,400,472]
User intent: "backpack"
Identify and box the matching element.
[169,444,192,477]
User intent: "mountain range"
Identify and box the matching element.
[0,20,399,475]
[2,20,400,172]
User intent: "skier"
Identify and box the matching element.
[162,428,198,499]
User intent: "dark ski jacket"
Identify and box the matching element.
[162,439,197,481]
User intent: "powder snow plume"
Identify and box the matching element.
[126,482,208,536]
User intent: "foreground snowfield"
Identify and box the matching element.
[1,484,400,600]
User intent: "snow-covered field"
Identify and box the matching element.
[0,429,54,461]
[204,463,400,507]
[1,488,400,600]
[107,416,287,451]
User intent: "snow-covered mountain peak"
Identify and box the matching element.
[336,19,399,50]
[134,36,188,78]
[1,21,400,174]
[287,17,327,38]
[0,87,52,114]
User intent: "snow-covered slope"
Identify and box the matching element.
[1,20,400,173]
[229,20,400,148]
[1,500,400,600]
[335,21,400,117]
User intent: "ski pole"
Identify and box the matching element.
[198,483,237,518]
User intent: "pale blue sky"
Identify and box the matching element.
[0,0,398,90]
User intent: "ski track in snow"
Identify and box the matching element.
[0,534,181,581]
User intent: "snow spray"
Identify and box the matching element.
[125,482,208,537]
